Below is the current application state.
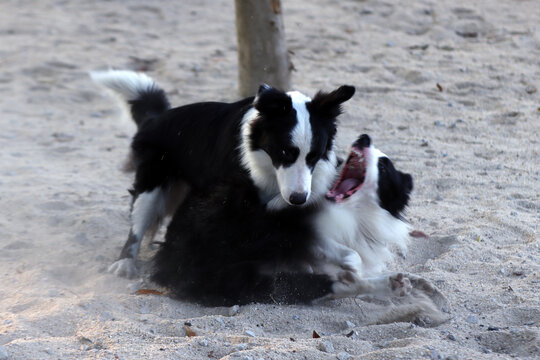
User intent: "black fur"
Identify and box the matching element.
[353,134,413,218]
[128,86,170,127]
[152,178,334,306]
[131,99,252,194]
[377,157,413,218]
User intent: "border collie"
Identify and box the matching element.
[152,134,413,305]
[91,70,355,278]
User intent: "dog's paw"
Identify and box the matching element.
[108,258,139,279]
[389,273,412,297]
[341,251,363,275]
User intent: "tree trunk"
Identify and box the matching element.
[235,0,292,97]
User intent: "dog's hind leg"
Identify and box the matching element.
[109,181,190,278]
[330,272,413,299]
[108,187,168,278]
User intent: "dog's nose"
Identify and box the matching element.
[356,134,371,148]
[289,192,308,205]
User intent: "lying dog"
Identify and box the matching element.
[152,134,413,305]
[91,70,355,278]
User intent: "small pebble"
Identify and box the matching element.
[199,339,208,347]
[525,85,537,94]
[231,356,252,360]
[337,351,352,360]
[233,343,247,351]
[433,120,445,127]
[244,330,256,337]
[360,7,373,15]
[0,346,7,360]
[510,211,518,216]
[229,305,240,316]
[446,333,457,341]
[465,314,478,324]
[430,349,441,360]
[317,340,335,353]
[345,320,355,329]
[421,139,429,147]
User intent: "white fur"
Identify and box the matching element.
[131,188,167,245]
[90,70,159,134]
[90,70,157,101]
[276,91,314,203]
[314,144,410,277]
[108,258,138,279]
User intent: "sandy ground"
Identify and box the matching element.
[1,0,539,359]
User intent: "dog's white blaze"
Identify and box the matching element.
[275,164,312,202]
[276,91,313,203]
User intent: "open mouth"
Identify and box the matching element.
[326,146,367,202]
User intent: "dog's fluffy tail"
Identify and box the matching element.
[90,70,170,127]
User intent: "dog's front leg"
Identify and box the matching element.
[311,239,363,275]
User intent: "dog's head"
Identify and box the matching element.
[241,84,355,208]
[326,134,413,218]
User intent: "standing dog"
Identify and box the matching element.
[91,70,355,278]
[152,134,413,305]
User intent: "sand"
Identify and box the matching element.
[0,0,538,359]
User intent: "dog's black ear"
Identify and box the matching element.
[309,85,355,118]
[257,83,272,95]
[403,173,413,193]
[254,85,292,116]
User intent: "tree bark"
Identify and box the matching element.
[235,0,292,97]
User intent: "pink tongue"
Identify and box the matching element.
[336,178,361,194]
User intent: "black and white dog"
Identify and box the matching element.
[91,70,355,278]
[152,134,413,305]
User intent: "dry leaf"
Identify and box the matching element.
[436,83,443,92]
[270,0,281,14]
[409,230,429,238]
[312,330,320,338]
[185,325,198,337]
[135,289,164,296]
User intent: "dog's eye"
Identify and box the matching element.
[280,147,299,163]
[379,157,391,174]
[306,152,320,168]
